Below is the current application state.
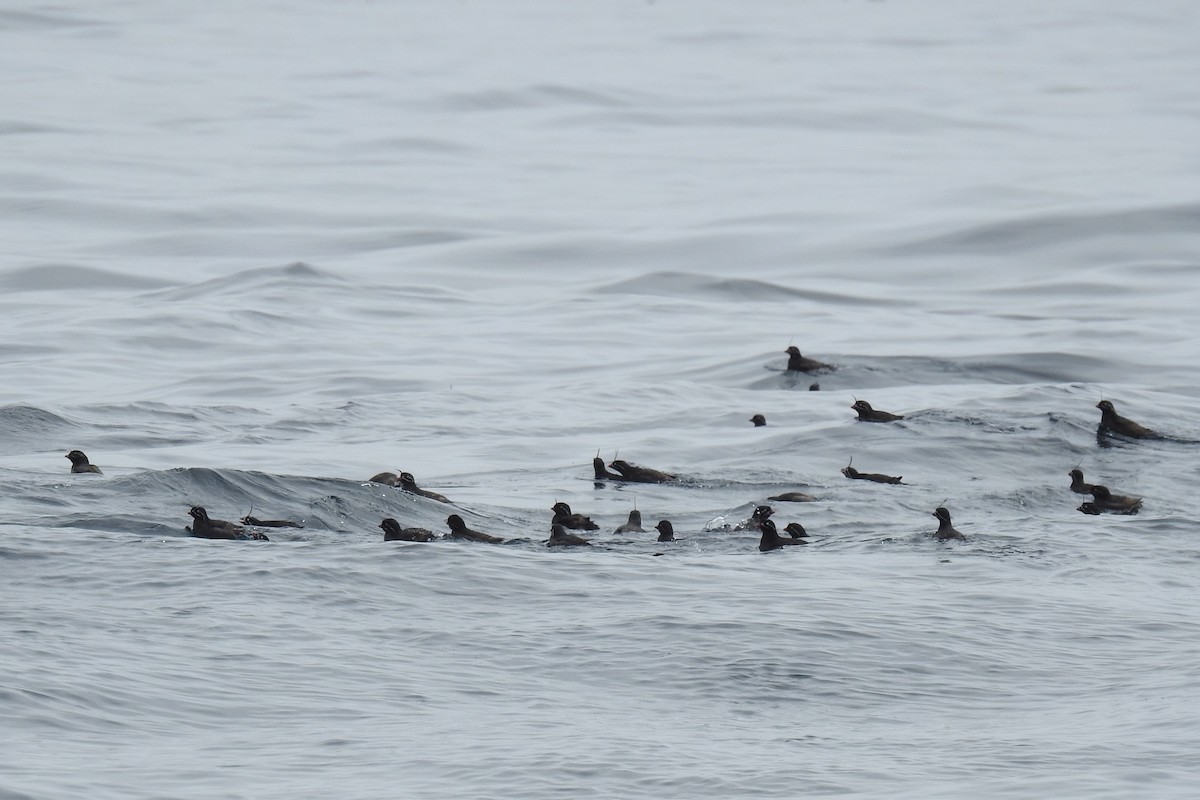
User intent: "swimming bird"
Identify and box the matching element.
[758,519,804,551]
[851,400,904,422]
[65,450,102,474]
[609,459,676,483]
[842,464,903,484]
[750,414,767,427]
[241,515,304,528]
[767,491,817,503]
[552,501,600,531]
[931,507,965,541]
[1089,485,1142,514]
[654,520,676,542]
[547,523,591,547]
[368,471,401,486]
[614,509,644,533]
[593,456,624,481]
[1067,468,1095,495]
[1077,502,1103,516]
[189,506,268,541]
[445,514,504,544]
[1096,400,1156,439]
[785,346,833,373]
[783,522,809,539]
[380,518,437,541]
[399,472,450,504]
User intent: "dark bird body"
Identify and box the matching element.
[399,472,450,504]
[66,450,102,474]
[189,506,268,541]
[446,514,504,544]
[593,457,624,481]
[785,346,834,373]
[368,472,401,486]
[1068,469,1095,495]
[551,501,599,531]
[241,516,303,528]
[851,400,904,422]
[932,507,965,541]
[654,520,676,542]
[1096,400,1156,439]
[767,491,816,503]
[783,522,809,539]
[750,414,767,427]
[1089,485,1142,514]
[614,509,644,533]
[609,459,675,484]
[842,466,903,484]
[759,519,805,551]
[547,523,591,547]
[380,518,437,542]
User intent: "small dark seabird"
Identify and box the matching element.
[593,456,624,481]
[1067,468,1095,495]
[759,519,804,552]
[551,501,600,531]
[784,346,834,373]
[654,520,676,542]
[65,450,101,474]
[241,515,304,528]
[609,459,675,483]
[614,509,643,533]
[445,514,504,544]
[188,506,269,541]
[851,400,904,423]
[1096,400,1156,439]
[547,523,591,547]
[399,472,450,504]
[783,522,809,539]
[931,507,965,541]
[750,414,767,427]
[767,491,817,503]
[1089,485,1142,514]
[1077,502,1103,516]
[842,464,903,484]
[380,518,437,542]
[368,471,401,486]
[809,383,820,391]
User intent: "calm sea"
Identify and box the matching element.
[3,1,1199,798]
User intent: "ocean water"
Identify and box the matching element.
[3,1,1200,797]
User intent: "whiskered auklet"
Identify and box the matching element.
[552,501,600,531]
[66,450,102,474]
[842,464,903,484]
[767,490,817,502]
[931,507,965,541]
[785,346,833,373]
[593,456,624,481]
[368,471,401,486]
[380,518,437,542]
[654,520,676,542]
[189,506,269,541]
[399,472,450,504]
[547,523,591,547]
[783,522,809,539]
[758,519,804,551]
[1089,485,1142,514]
[750,414,767,427]
[241,516,303,528]
[614,509,643,533]
[609,459,675,484]
[1067,468,1095,495]
[851,400,904,423]
[445,514,504,544]
[1096,400,1156,439]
